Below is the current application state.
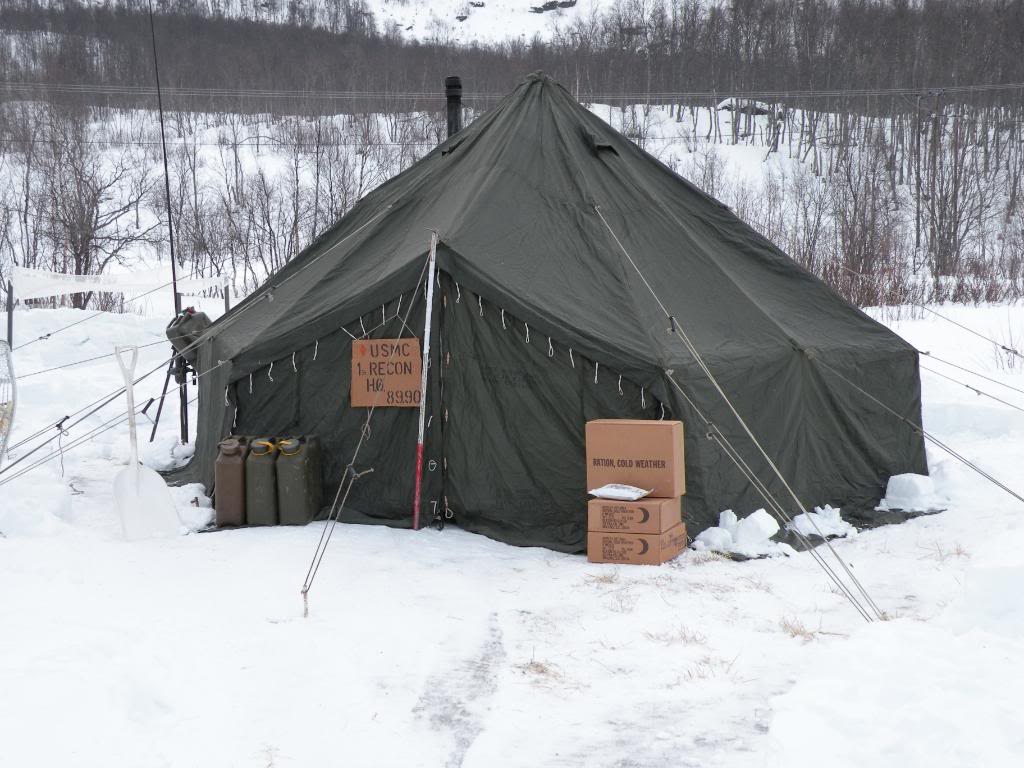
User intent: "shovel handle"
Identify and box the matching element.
[115,345,140,470]
[115,345,138,382]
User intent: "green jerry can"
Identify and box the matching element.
[276,436,323,525]
[245,438,279,526]
[214,436,249,527]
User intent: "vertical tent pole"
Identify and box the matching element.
[412,231,439,531]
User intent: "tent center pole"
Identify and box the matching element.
[412,231,439,531]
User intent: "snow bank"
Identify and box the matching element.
[3,305,1024,766]
[769,619,1024,768]
[1,469,73,536]
[691,508,796,557]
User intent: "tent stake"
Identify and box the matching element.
[412,231,439,531]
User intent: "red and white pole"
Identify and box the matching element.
[412,231,439,530]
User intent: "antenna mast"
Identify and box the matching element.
[148,0,188,444]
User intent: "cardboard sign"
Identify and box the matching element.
[351,338,422,407]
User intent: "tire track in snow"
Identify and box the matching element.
[413,612,506,768]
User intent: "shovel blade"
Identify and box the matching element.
[113,466,181,540]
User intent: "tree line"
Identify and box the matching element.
[0,0,1023,310]
[1,1,1023,109]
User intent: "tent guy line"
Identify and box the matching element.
[592,203,884,622]
[923,352,1024,397]
[661,370,877,623]
[814,358,1024,507]
[920,365,1024,415]
[0,355,230,488]
[299,244,433,616]
[2,202,394,481]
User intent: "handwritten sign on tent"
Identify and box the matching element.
[351,338,422,407]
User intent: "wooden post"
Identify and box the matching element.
[412,231,439,531]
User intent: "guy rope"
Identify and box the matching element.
[299,238,434,617]
[593,204,885,623]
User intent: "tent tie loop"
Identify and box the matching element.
[524,323,530,343]
[641,387,646,407]
[594,362,599,384]
[224,387,230,406]
[455,283,461,303]
[381,304,386,326]
[547,337,554,357]
[313,339,319,360]
[232,406,237,429]
[248,373,253,394]
[292,352,298,373]
[359,316,367,336]
[618,375,623,396]
[268,362,274,382]
[659,402,665,420]
[501,308,507,329]
[396,294,403,317]
[569,348,575,368]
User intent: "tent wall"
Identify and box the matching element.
[438,274,664,552]
[661,346,927,535]
[231,290,445,528]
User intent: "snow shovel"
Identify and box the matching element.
[112,345,180,539]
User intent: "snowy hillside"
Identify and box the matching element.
[32,0,610,44]
[367,0,599,44]
[1,302,1023,766]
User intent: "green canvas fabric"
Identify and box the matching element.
[168,72,926,549]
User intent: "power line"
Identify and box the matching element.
[3,80,1024,102]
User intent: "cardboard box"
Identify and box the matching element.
[587,497,683,534]
[587,523,688,565]
[585,420,685,497]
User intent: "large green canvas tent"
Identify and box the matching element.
[170,73,927,551]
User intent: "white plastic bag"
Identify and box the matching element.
[588,483,652,501]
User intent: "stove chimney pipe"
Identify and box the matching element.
[445,76,463,139]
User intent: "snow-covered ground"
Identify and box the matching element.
[1,302,1023,766]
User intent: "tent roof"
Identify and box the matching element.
[210,72,910,379]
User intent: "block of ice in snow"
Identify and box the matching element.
[691,509,790,557]
[880,473,941,511]
[694,526,734,551]
[788,504,856,538]
[733,508,780,546]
